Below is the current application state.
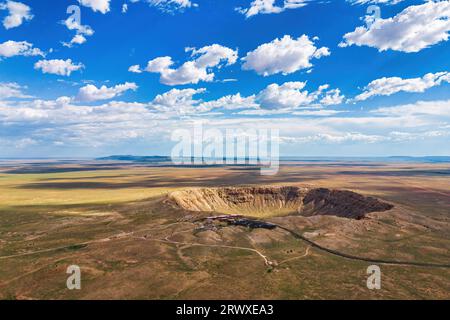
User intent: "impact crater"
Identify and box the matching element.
[169,186,394,219]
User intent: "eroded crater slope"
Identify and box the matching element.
[169,186,393,219]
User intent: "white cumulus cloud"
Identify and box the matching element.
[77,82,138,102]
[136,44,238,85]
[148,88,258,116]
[0,0,33,29]
[63,34,88,48]
[237,0,308,18]
[320,88,345,106]
[356,72,450,101]
[256,82,314,109]
[255,82,344,109]
[200,93,259,111]
[0,40,43,58]
[78,0,111,14]
[128,65,142,73]
[149,88,207,115]
[242,35,330,76]
[340,1,450,53]
[34,59,84,76]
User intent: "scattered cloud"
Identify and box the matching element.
[0,0,33,29]
[0,82,32,99]
[355,72,450,101]
[0,40,44,58]
[149,88,207,115]
[135,44,238,85]
[242,35,330,76]
[372,99,450,117]
[63,34,88,48]
[284,132,387,144]
[128,64,142,73]
[34,59,84,76]
[320,88,345,106]
[1,92,449,154]
[340,1,450,53]
[145,81,344,117]
[2,1,450,156]
[127,0,197,13]
[236,0,308,18]
[200,93,259,111]
[291,109,346,116]
[143,81,344,117]
[255,82,344,109]
[348,0,405,5]
[256,82,314,109]
[77,82,138,102]
[78,0,111,14]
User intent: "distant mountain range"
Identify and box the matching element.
[96,155,172,162]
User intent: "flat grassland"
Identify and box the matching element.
[0,160,449,299]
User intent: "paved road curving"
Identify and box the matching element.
[275,225,450,269]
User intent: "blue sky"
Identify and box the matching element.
[0,0,450,157]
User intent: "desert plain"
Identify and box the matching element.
[0,159,449,300]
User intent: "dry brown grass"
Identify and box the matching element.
[0,161,449,300]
